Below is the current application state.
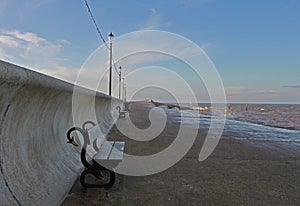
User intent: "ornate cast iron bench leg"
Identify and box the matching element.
[80,169,115,189]
[66,123,117,189]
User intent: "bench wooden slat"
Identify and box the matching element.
[109,142,125,160]
[84,126,106,158]
[94,141,114,160]
[87,126,104,144]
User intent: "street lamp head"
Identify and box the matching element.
[108,32,114,42]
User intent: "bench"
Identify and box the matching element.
[116,106,127,118]
[66,121,125,189]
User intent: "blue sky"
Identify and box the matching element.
[0,0,299,103]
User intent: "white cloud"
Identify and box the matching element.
[0,47,13,59]
[4,30,45,44]
[0,35,20,47]
[38,66,79,83]
[0,29,69,70]
[38,65,111,93]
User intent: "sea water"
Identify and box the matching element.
[169,104,300,145]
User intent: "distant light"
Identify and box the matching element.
[108,32,114,42]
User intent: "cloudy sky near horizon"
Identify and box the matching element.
[0,0,299,103]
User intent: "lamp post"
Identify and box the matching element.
[123,82,127,102]
[122,77,125,101]
[118,66,122,99]
[124,86,127,102]
[108,32,114,96]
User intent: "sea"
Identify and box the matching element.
[169,103,300,146]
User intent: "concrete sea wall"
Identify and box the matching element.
[0,60,121,205]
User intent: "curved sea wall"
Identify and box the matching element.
[0,60,121,205]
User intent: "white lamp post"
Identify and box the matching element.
[108,32,114,96]
[118,66,122,99]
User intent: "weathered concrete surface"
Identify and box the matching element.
[0,60,121,205]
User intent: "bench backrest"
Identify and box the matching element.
[85,125,106,158]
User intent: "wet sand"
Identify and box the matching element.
[62,103,300,205]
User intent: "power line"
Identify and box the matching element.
[83,0,121,78]
[83,0,109,49]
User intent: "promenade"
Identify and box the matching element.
[63,103,300,205]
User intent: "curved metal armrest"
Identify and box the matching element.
[82,120,96,131]
[66,126,88,147]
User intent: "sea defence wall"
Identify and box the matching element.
[0,60,121,205]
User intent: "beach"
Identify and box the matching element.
[62,102,300,205]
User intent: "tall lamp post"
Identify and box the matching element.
[108,32,114,96]
[123,79,127,102]
[118,66,122,99]
[122,77,125,101]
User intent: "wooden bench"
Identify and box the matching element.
[66,121,125,189]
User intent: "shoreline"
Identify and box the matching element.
[62,102,300,205]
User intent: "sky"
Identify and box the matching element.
[0,0,299,103]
